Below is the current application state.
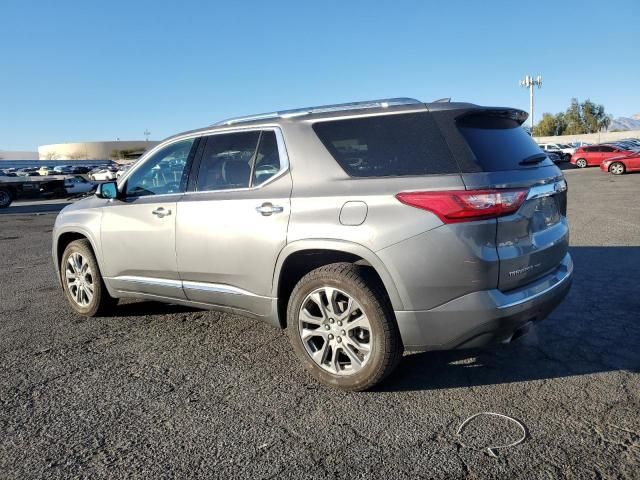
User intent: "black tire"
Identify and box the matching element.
[0,188,12,208]
[609,162,625,175]
[60,239,117,316]
[286,262,403,391]
[575,158,587,168]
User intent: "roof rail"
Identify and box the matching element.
[212,97,422,126]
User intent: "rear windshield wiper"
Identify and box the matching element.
[519,153,548,165]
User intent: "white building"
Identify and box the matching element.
[37,140,160,162]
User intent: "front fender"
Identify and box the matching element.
[52,209,104,286]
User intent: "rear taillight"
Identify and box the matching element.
[396,189,528,223]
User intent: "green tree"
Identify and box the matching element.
[581,99,611,133]
[532,113,561,136]
[534,98,612,136]
[563,98,584,135]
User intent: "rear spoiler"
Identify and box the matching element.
[455,107,529,126]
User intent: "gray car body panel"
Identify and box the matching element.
[53,99,572,351]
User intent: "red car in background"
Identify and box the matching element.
[601,153,640,175]
[570,145,632,168]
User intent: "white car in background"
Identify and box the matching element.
[64,176,96,195]
[538,143,574,161]
[116,164,134,178]
[90,169,117,181]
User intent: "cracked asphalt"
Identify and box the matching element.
[1,167,639,479]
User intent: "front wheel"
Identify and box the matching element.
[609,162,625,175]
[61,239,117,316]
[575,158,588,168]
[287,263,403,391]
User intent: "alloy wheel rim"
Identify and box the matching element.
[298,287,372,376]
[65,252,94,306]
[0,190,10,205]
[578,160,586,167]
[612,164,623,174]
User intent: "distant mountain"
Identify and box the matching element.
[609,115,640,131]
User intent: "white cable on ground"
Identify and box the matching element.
[456,412,527,458]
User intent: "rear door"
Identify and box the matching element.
[599,146,617,164]
[175,128,292,316]
[434,109,569,291]
[580,146,596,164]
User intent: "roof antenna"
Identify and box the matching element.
[433,97,451,103]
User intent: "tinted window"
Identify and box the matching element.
[196,131,260,191]
[125,138,194,197]
[600,146,615,152]
[583,147,597,152]
[457,115,553,171]
[252,131,281,186]
[312,112,458,177]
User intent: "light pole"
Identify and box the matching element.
[144,129,150,142]
[519,75,542,129]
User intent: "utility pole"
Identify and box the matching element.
[519,75,542,130]
[144,129,150,142]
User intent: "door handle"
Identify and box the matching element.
[256,202,284,216]
[152,207,172,218]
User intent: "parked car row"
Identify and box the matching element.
[0,162,138,182]
[570,138,640,175]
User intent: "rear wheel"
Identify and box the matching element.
[0,188,12,208]
[609,162,625,175]
[575,158,587,168]
[287,263,403,391]
[61,239,117,316]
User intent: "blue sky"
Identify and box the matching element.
[1,0,638,150]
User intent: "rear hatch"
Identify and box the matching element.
[433,106,569,291]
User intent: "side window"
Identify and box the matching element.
[252,131,281,186]
[584,147,596,152]
[600,146,614,152]
[125,138,194,197]
[313,112,458,177]
[196,131,260,191]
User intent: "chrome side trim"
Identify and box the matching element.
[118,125,289,188]
[112,276,183,288]
[182,281,268,298]
[526,179,567,200]
[111,276,271,299]
[497,267,572,310]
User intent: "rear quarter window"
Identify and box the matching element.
[456,115,553,171]
[312,112,458,177]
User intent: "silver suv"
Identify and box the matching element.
[52,98,573,391]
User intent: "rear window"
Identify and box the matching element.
[312,112,458,177]
[457,115,553,171]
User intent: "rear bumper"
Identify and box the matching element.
[395,253,573,351]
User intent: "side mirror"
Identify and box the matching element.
[96,181,119,200]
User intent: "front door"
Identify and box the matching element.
[101,138,197,299]
[176,129,291,316]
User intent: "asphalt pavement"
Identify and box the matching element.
[0,167,638,478]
